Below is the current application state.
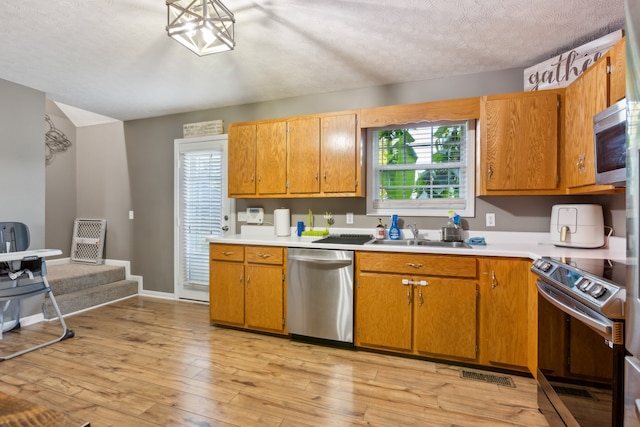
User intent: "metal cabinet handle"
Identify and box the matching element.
[258,253,271,259]
[405,263,424,268]
[239,273,243,287]
[491,271,497,289]
[324,171,327,182]
[222,251,234,256]
[487,163,493,179]
[246,275,250,288]
[577,153,586,173]
[315,172,319,181]
[419,289,424,306]
[407,288,412,305]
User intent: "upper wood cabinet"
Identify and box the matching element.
[321,112,359,194]
[287,116,320,194]
[256,122,287,195]
[562,36,626,193]
[563,59,609,190]
[478,91,562,195]
[228,110,363,198]
[228,124,257,196]
[608,37,626,106]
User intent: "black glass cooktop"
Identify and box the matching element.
[313,234,374,245]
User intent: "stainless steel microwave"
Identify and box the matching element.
[594,98,627,187]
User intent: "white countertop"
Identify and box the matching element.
[207,226,626,262]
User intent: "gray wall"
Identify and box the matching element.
[0,79,46,248]
[123,67,625,295]
[45,101,77,257]
[76,121,133,261]
[45,107,133,262]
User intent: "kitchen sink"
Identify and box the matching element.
[367,239,472,249]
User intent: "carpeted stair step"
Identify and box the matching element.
[45,263,126,295]
[43,279,138,319]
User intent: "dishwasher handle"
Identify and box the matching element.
[288,255,353,267]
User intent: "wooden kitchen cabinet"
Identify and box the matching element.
[355,252,478,361]
[210,244,245,326]
[209,244,286,335]
[607,36,626,106]
[228,121,287,197]
[228,124,257,196]
[478,90,562,195]
[356,273,413,351]
[563,59,608,190]
[321,112,360,194]
[562,36,625,193]
[228,110,363,198]
[287,116,320,194]
[478,257,530,370]
[414,277,477,360]
[256,121,287,195]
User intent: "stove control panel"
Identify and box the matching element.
[531,257,626,318]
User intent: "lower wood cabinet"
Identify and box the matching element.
[355,252,479,362]
[210,243,286,335]
[478,257,530,370]
[355,252,532,372]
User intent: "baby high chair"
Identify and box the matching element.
[0,222,74,361]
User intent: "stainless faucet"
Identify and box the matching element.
[408,223,419,241]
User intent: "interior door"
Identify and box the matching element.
[174,135,234,302]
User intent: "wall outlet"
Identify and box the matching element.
[346,212,354,224]
[237,211,247,222]
[486,213,496,227]
[128,210,134,220]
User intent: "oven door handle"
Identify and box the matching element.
[537,281,612,338]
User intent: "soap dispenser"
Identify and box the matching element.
[388,214,401,240]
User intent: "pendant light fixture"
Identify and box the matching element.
[166,0,235,56]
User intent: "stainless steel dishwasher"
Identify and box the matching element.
[287,248,354,344]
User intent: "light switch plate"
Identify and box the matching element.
[486,213,496,227]
[237,211,247,222]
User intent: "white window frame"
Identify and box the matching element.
[366,120,476,217]
[174,135,234,302]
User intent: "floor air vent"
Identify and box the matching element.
[460,369,515,388]
[554,386,595,399]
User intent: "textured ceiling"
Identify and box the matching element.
[0,0,625,122]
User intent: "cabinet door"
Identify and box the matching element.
[210,261,244,326]
[228,124,257,196]
[479,258,529,368]
[287,117,320,194]
[482,92,559,191]
[256,121,287,195]
[608,38,626,105]
[563,60,608,188]
[245,264,284,333]
[414,278,477,360]
[321,113,358,194]
[355,274,412,351]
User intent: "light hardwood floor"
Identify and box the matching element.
[0,296,549,426]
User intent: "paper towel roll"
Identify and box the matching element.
[274,208,291,236]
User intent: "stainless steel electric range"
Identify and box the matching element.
[531,256,626,427]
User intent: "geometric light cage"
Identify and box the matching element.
[166,0,235,56]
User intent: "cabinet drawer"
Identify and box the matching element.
[246,246,284,265]
[210,244,244,262]
[357,252,476,278]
